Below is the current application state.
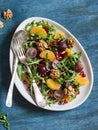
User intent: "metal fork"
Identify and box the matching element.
[6,30,29,107]
[13,38,46,107]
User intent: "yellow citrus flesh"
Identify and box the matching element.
[55,31,64,38]
[30,26,47,38]
[40,50,56,62]
[75,75,89,85]
[65,48,73,56]
[64,95,72,102]
[46,79,61,90]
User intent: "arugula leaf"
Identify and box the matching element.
[25,21,34,31]
[0,111,10,130]
[17,64,23,80]
[26,57,42,65]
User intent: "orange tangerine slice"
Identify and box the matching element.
[40,50,56,62]
[30,26,47,38]
[65,48,73,56]
[75,75,89,85]
[64,95,72,102]
[55,31,64,38]
[46,79,61,90]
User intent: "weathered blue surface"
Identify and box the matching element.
[0,0,98,130]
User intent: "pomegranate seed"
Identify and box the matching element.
[56,54,62,61]
[74,87,77,91]
[40,60,45,64]
[64,100,68,104]
[41,74,48,78]
[52,40,58,45]
[61,68,65,72]
[78,92,80,94]
[23,80,27,84]
[48,92,51,96]
[57,56,62,61]
[60,50,68,57]
[43,26,49,33]
[79,71,86,77]
[60,50,66,55]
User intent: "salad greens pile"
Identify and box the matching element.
[17,20,88,105]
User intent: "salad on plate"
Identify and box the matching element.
[17,20,89,106]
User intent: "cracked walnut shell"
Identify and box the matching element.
[36,40,48,51]
[3,9,13,20]
[50,69,60,79]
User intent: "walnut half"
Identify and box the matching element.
[50,69,60,79]
[3,9,13,20]
[64,86,75,98]
[66,37,75,48]
[36,40,48,51]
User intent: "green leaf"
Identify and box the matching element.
[0,111,10,130]
[26,57,42,65]
[17,64,23,80]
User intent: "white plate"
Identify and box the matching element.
[10,17,94,111]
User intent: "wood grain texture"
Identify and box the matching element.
[0,0,98,130]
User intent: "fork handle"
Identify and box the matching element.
[32,81,46,107]
[26,66,46,107]
[6,58,18,107]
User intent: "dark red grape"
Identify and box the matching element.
[75,61,83,73]
[38,64,48,75]
[51,39,58,45]
[25,47,37,58]
[62,82,70,88]
[58,41,67,51]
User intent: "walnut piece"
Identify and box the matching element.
[50,69,60,79]
[3,9,13,20]
[64,86,75,97]
[66,37,75,48]
[0,21,4,29]
[36,40,48,51]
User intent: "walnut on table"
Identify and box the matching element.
[50,69,60,79]
[3,9,13,20]
[36,40,48,51]
[0,21,4,29]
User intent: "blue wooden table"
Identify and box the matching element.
[0,0,98,130]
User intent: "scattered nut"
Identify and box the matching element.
[3,9,13,20]
[50,69,60,79]
[36,40,48,51]
[0,21,4,29]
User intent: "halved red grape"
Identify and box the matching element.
[25,47,37,58]
[54,88,64,99]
